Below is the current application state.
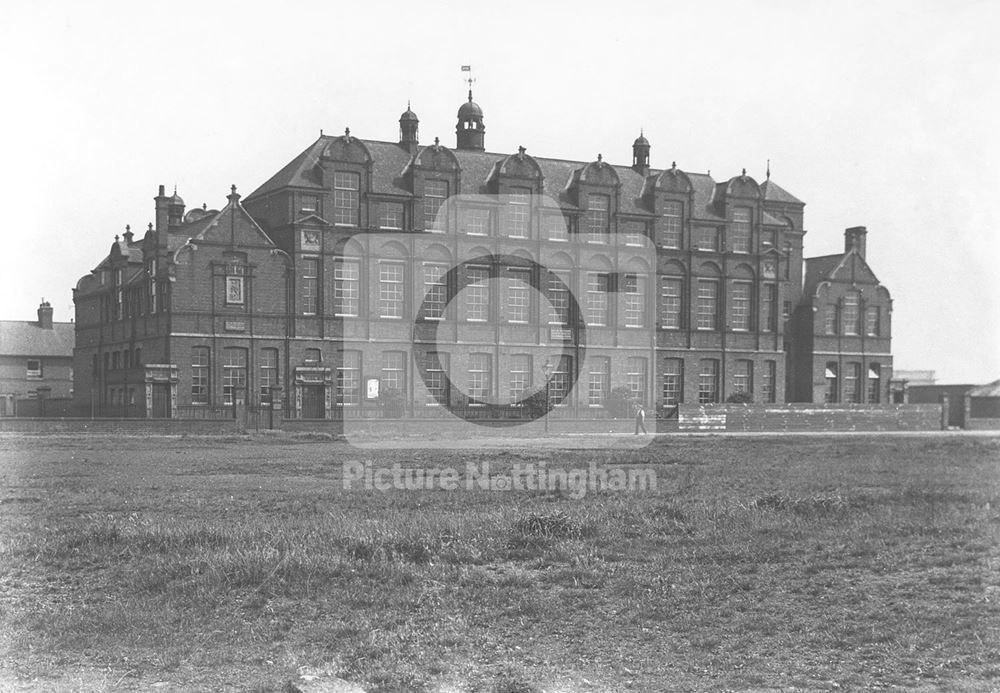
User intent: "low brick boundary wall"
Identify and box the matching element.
[0,418,241,435]
[677,404,943,432]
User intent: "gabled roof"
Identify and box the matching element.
[0,321,75,357]
[968,379,1000,397]
[760,179,804,205]
[803,249,881,298]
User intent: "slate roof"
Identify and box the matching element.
[803,253,846,297]
[968,379,1000,398]
[0,321,75,358]
[245,135,803,225]
[760,179,804,205]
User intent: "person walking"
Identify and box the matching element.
[634,404,647,435]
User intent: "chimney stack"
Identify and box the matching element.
[37,300,53,329]
[845,226,867,259]
[155,184,170,232]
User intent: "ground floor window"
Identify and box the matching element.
[867,364,881,403]
[825,363,839,403]
[698,359,719,404]
[336,351,361,405]
[222,348,247,405]
[662,358,683,405]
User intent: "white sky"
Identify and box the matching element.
[1,0,997,384]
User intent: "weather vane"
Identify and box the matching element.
[461,64,475,93]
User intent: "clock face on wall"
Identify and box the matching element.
[301,230,321,249]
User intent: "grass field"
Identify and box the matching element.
[0,433,998,692]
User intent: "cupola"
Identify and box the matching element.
[632,130,650,174]
[399,102,419,151]
[456,89,485,151]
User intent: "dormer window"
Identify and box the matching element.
[731,207,751,253]
[661,202,682,248]
[423,180,449,231]
[507,188,531,239]
[333,171,360,226]
[586,194,610,244]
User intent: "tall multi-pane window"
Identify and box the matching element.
[622,274,645,327]
[425,352,449,405]
[623,220,646,246]
[660,277,683,329]
[627,357,648,404]
[377,202,404,230]
[661,201,682,248]
[423,180,449,230]
[733,360,753,398]
[259,348,278,404]
[422,264,447,319]
[333,171,360,226]
[696,280,718,330]
[867,364,881,403]
[761,284,777,332]
[466,267,489,321]
[696,227,720,251]
[762,361,777,403]
[586,193,610,243]
[509,354,531,404]
[588,357,610,406]
[825,363,839,403]
[191,347,210,405]
[547,271,571,324]
[222,348,247,406]
[506,268,531,323]
[731,207,751,253]
[378,262,405,319]
[698,359,720,404]
[467,353,491,401]
[301,258,318,315]
[382,351,406,395]
[508,188,531,238]
[463,206,491,236]
[824,304,838,335]
[865,306,880,336]
[586,273,610,326]
[337,351,361,405]
[842,291,861,335]
[731,282,751,331]
[333,259,359,316]
[843,362,861,403]
[550,355,572,404]
[545,213,570,241]
[662,358,684,405]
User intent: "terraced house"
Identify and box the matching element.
[72,91,893,419]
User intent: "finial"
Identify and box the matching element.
[742,167,747,177]
[518,145,526,157]
[766,159,771,180]
[114,234,119,242]
[231,184,237,195]
[173,184,177,195]
[468,89,473,103]
[671,161,676,170]
[597,153,603,162]
[408,99,411,109]
[126,224,130,233]
[344,127,350,138]
[320,128,324,136]
[640,127,644,138]
[148,222,153,232]
[434,136,440,146]
[202,203,207,210]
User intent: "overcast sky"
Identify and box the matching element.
[1,0,996,383]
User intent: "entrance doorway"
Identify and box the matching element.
[151,384,171,418]
[301,384,325,419]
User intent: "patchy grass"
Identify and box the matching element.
[0,433,998,691]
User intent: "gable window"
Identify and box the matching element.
[463,206,491,236]
[507,188,531,238]
[586,194,610,244]
[26,359,42,379]
[191,347,210,405]
[423,180,449,231]
[333,259,359,316]
[301,258,319,315]
[842,291,861,335]
[377,202,404,230]
[661,201,682,248]
[731,207,751,253]
[224,259,245,305]
[378,262,405,319]
[333,171,360,226]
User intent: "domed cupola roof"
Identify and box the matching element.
[633,132,650,147]
[458,95,483,119]
[400,105,419,122]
